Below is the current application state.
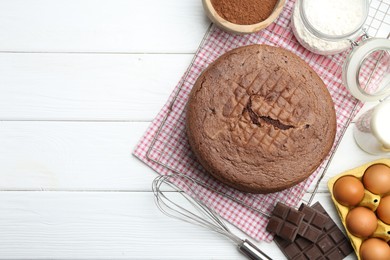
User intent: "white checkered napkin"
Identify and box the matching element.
[134,0,368,242]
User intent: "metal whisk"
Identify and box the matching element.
[152,174,272,260]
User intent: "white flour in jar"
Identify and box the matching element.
[291,0,366,55]
[305,0,364,36]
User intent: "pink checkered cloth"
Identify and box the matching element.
[134,0,365,242]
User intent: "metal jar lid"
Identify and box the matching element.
[342,35,390,102]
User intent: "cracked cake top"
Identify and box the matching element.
[186,44,336,193]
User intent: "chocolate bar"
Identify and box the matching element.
[297,203,329,242]
[266,202,304,242]
[274,202,353,260]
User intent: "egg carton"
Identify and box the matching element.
[328,158,390,260]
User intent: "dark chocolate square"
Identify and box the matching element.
[267,202,304,242]
[329,229,344,243]
[292,254,307,260]
[297,203,329,243]
[304,246,322,259]
[326,248,344,260]
[287,210,304,226]
[339,240,353,255]
[266,217,282,233]
[310,203,333,231]
[312,213,329,229]
[284,243,301,258]
[304,226,322,243]
[274,235,289,247]
[280,222,298,241]
[273,202,289,218]
[300,206,315,222]
[298,223,308,236]
[323,220,334,232]
[317,236,333,253]
[295,237,311,250]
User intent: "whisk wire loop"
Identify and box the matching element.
[152,174,272,260]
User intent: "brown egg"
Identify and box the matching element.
[360,238,390,260]
[363,164,390,194]
[333,175,365,206]
[346,206,377,237]
[377,195,390,224]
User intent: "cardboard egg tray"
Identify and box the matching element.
[328,158,390,260]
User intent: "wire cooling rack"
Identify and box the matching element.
[139,0,390,240]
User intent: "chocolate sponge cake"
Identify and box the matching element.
[186,44,336,194]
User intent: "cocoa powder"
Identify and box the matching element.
[211,0,278,25]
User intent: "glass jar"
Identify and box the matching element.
[291,0,369,55]
[342,35,390,102]
[346,34,390,154]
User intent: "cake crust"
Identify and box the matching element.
[186,44,336,193]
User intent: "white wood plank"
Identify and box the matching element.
[0,120,384,192]
[0,53,377,121]
[0,0,210,53]
[0,191,240,259]
[0,191,355,259]
[0,53,191,120]
[0,121,157,191]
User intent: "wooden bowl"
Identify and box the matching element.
[202,0,286,34]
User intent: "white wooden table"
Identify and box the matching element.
[0,1,388,259]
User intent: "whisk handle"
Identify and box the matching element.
[238,239,272,260]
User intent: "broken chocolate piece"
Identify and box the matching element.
[297,203,329,242]
[273,202,353,260]
[266,202,304,242]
